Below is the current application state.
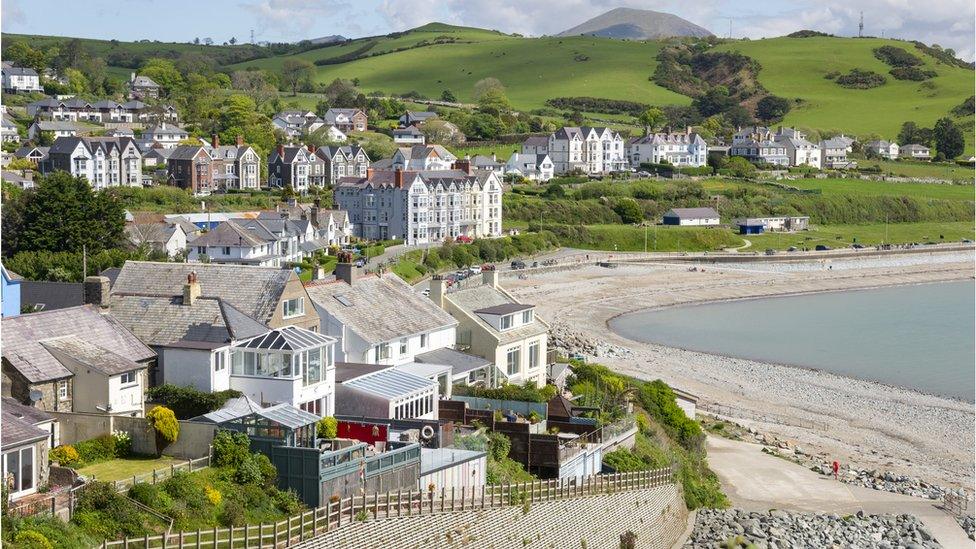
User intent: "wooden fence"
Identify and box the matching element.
[102,455,211,493]
[100,468,675,548]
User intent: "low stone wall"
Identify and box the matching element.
[46,412,214,459]
[297,483,688,549]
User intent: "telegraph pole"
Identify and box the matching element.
[858,12,864,38]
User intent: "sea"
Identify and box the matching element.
[609,280,976,402]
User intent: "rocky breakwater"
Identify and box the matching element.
[686,508,942,548]
[549,322,632,360]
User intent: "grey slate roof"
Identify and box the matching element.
[474,303,532,315]
[20,281,85,311]
[447,284,547,344]
[342,368,435,400]
[664,207,719,219]
[1,398,51,450]
[522,136,549,147]
[2,305,154,384]
[305,273,457,346]
[415,347,491,374]
[191,220,271,248]
[109,295,268,347]
[111,261,296,325]
[40,335,146,376]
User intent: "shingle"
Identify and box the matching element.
[1,402,50,450]
[2,305,154,383]
[306,273,457,346]
[40,335,146,376]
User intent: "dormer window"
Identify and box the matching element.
[500,315,513,330]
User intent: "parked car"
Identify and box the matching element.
[468,266,482,275]
[787,246,798,252]
[851,243,865,249]
[815,245,831,251]
[541,259,557,266]
[764,248,776,256]
[511,260,526,270]
[421,288,430,297]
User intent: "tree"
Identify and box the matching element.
[193,37,200,45]
[231,70,278,109]
[692,86,737,117]
[4,41,47,72]
[441,89,457,103]
[146,406,180,452]
[636,107,666,135]
[474,77,505,101]
[613,198,644,224]
[476,88,510,115]
[140,58,184,96]
[64,68,89,94]
[755,95,791,123]
[281,59,314,96]
[3,171,125,256]
[229,37,237,45]
[422,119,464,146]
[204,37,214,46]
[723,156,757,178]
[933,117,964,159]
[898,121,924,146]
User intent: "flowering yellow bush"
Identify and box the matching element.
[205,484,222,506]
[50,445,81,467]
[146,406,180,445]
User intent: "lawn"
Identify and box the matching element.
[390,249,426,283]
[778,177,975,201]
[855,159,976,182]
[77,455,183,482]
[556,224,745,252]
[745,221,975,250]
[714,37,974,149]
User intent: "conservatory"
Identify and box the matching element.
[230,326,337,415]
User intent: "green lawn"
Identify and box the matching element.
[77,455,183,482]
[746,221,975,250]
[855,159,976,181]
[390,249,426,283]
[780,177,975,201]
[714,37,974,150]
[558,224,745,252]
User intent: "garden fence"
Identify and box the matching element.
[86,455,212,494]
[99,467,675,549]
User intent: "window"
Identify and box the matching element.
[282,297,304,318]
[420,333,428,348]
[304,348,322,386]
[506,348,521,376]
[500,315,513,330]
[375,343,391,361]
[57,381,68,400]
[522,310,533,324]
[2,447,34,495]
[222,246,231,255]
[399,339,408,355]
[213,352,225,372]
[528,342,540,370]
[120,371,137,385]
[197,246,206,255]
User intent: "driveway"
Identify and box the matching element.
[706,435,971,548]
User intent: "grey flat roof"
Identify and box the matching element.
[421,447,486,475]
[342,368,435,400]
[415,348,491,374]
[474,303,532,316]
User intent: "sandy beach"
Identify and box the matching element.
[502,249,976,490]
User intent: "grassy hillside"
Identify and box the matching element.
[230,24,689,110]
[713,37,973,141]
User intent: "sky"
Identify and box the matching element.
[3,0,974,61]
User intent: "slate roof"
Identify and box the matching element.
[415,347,491,374]
[446,284,547,344]
[522,136,549,148]
[20,281,85,311]
[191,220,272,248]
[111,261,298,326]
[664,207,719,219]
[2,305,154,383]
[110,295,268,347]
[1,398,51,450]
[334,361,391,383]
[131,75,160,88]
[305,273,457,346]
[3,66,38,77]
[168,145,208,161]
[474,303,532,315]
[40,335,147,375]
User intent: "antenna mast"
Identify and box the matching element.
[858,12,864,37]
[728,18,733,39]
[250,29,255,44]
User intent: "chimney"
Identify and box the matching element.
[482,265,498,288]
[83,276,111,309]
[211,134,219,148]
[394,168,403,188]
[429,275,447,308]
[366,167,375,180]
[686,126,692,135]
[307,144,315,154]
[311,264,326,281]
[277,144,285,158]
[310,205,319,225]
[334,251,357,286]
[235,135,244,147]
[452,160,472,175]
[183,272,201,306]
[491,152,496,162]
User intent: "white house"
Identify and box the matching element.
[505,153,554,181]
[143,123,189,149]
[626,129,707,167]
[774,127,821,169]
[731,127,789,166]
[391,145,457,171]
[1,65,43,93]
[820,136,856,169]
[393,125,425,145]
[126,222,188,258]
[28,121,81,141]
[864,140,900,159]
[45,136,143,189]
[186,219,280,267]
[1,116,20,144]
[546,126,626,175]
[662,207,720,226]
[899,144,931,160]
[1,399,55,502]
[40,336,148,416]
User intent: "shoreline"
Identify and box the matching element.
[603,279,974,405]
[503,250,975,490]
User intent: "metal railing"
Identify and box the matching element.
[98,468,675,548]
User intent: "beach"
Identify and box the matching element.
[502,249,976,490]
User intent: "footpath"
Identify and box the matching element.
[705,435,972,548]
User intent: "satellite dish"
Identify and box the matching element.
[28,390,43,403]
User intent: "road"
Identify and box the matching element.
[706,435,972,548]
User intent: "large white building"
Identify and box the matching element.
[544,127,627,175]
[1,65,43,93]
[626,129,707,167]
[334,165,502,245]
[44,136,143,190]
[774,127,821,169]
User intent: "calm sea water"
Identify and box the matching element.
[609,281,976,401]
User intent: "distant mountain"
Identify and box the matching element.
[308,35,346,45]
[557,8,713,40]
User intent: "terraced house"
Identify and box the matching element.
[166,136,261,194]
[316,144,370,184]
[334,165,502,244]
[27,98,179,124]
[626,128,707,167]
[774,127,821,169]
[268,144,327,193]
[544,126,627,175]
[44,136,143,189]
[731,126,789,166]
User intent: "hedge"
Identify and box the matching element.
[147,385,242,419]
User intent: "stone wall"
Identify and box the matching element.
[47,412,214,459]
[297,484,688,549]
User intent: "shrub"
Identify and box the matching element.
[253,454,278,486]
[835,69,886,89]
[129,483,172,511]
[873,45,923,67]
[204,485,222,506]
[316,416,338,439]
[638,381,703,451]
[146,385,242,419]
[453,382,557,403]
[889,67,937,81]
[112,431,132,458]
[212,431,250,468]
[273,490,302,514]
[49,445,80,467]
[13,530,53,549]
[146,406,180,446]
[545,97,648,116]
[234,456,262,485]
[220,500,246,527]
[74,435,116,464]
